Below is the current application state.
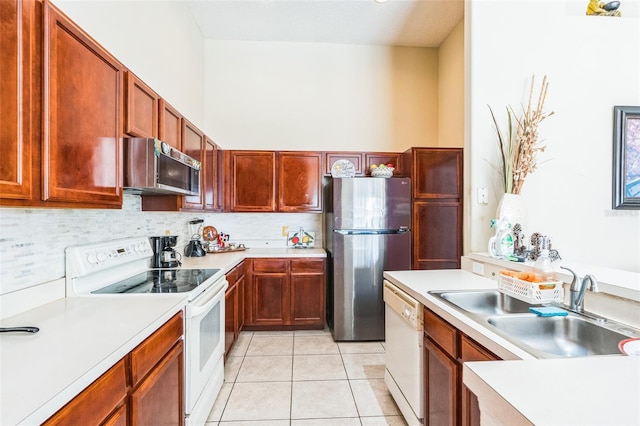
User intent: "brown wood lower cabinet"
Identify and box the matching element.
[423,307,500,426]
[225,261,246,357]
[244,258,325,330]
[44,312,184,426]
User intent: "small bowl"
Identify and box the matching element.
[371,168,394,178]
[604,1,620,11]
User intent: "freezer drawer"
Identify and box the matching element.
[331,232,411,341]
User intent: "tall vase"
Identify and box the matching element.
[496,193,527,227]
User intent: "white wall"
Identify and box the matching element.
[467,0,640,272]
[204,41,439,151]
[52,0,206,128]
[438,20,464,148]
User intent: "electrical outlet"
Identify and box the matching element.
[472,261,485,275]
[477,186,488,204]
[282,226,289,237]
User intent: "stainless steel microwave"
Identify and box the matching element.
[123,138,200,196]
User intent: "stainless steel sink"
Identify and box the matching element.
[486,314,629,357]
[427,289,639,359]
[431,290,536,315]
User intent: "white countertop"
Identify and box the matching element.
[464,356,640,426]
[0,247,325,425]
[384,269,640,426]
[180,247,326,271]
[0,296,187,425]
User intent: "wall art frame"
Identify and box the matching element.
[613,105,640,209]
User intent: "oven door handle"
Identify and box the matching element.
[188,279,228,318]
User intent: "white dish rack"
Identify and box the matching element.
[498,273,564,304]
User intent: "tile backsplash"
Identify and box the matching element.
[0,195,322,295]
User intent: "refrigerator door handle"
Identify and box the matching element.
[334,227,410,235]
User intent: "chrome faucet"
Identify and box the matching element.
[560,266,599,312]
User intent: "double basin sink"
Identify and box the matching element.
[428,289,639,358]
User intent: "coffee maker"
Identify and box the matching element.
[150,236,182,268]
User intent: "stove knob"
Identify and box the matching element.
[138,242,148,252]
[87,253,98,264]
[97,252,107,263]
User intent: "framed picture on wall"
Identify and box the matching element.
[613,105,640,209]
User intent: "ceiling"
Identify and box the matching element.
[186,0,464,48]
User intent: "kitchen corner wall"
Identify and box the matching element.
[467,0,640,272]
[0,195,322,295]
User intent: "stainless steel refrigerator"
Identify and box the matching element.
[324,177,411,341]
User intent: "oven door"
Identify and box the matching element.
[184,277,227,421]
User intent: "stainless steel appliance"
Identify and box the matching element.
[384,280,424,425]
[324,177,412,341]
[124,138,201,196]
[65,237,227,426]
[185,219,206,257]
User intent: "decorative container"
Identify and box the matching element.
[371,168,394,178]
[498,273,564,304]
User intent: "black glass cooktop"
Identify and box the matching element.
[93,268,221,294]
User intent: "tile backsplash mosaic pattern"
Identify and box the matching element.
[0,195,322,294]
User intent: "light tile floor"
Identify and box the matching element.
[206,329,407,426]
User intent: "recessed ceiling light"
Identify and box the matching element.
[375,0,389,3]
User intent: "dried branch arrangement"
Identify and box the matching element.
[489,76,554,194]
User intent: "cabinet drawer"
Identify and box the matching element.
[461,335,499,362]
[252,258,288,273]
[291,258,324,273]
[423,308,458,358]
[130,311,183,386]
[44,359,127,425]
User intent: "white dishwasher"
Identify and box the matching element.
[383,280,424,426]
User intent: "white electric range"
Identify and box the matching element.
[65,237,227,426]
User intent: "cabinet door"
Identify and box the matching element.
[181,118,205,209]
[364,153,403,176]
[228,151,276,212]
[224,282,237,357]
[325,152,364,176]
[159,99,182,150]
[43,3,122,206]
[278,152,322,212]
[43,359,128,426]
[412,148,463,199]
[204,138,223,211]
[130,340,184,426]
[124,71,159,138]
[424,336,458,426]
[251,272,288,325]
[413,201,462,270]
[0,0,36,201]
[460,336,500,426]
[290,259,325,326]
[237,265,246,331]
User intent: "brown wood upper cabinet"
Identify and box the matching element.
[124,71,159,138]
[324,152,364,176]
[404,148,463,270]
[204,137,224,211]
[278,152,322,212]
[2,1,123,208]
[0,0,36,202]
[227,151,322,212]
[364,152,403,176]
[181,118,206,209]
[226,151,277,212]
[159,99,182,151]
[43,2,123,207]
